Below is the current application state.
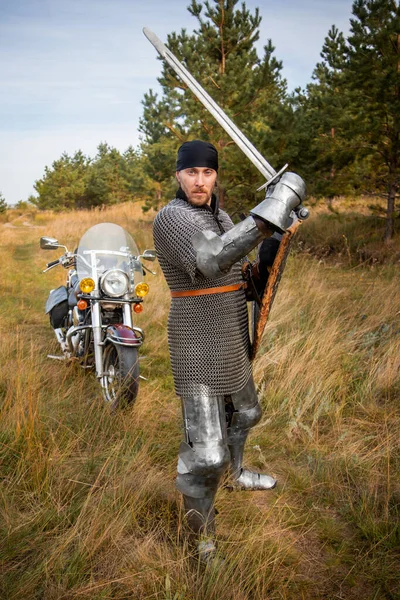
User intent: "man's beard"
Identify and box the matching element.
[178,185,212,207]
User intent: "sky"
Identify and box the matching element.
[0,0,354,206]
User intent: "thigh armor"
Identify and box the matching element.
[176,387,231,499]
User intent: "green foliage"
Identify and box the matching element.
[15,199,34,210]
[32,145,147,211]
[292,0,400,239]
[289,27,354,196]
[138,0,399,234]
[139,0,287,213]
[345,0,400,240]
[23,0,400,241]
[84,143,130,208]
[0,192,7,213]
[33,150,89,210]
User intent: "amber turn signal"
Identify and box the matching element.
[133,303,143,314]
[77,299,88,310]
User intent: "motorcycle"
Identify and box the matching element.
[41,222,156,408]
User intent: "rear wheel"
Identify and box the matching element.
[102,343,140,409]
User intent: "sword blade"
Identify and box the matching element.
[143,27,276,181]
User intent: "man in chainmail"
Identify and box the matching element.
[153,140,305,562]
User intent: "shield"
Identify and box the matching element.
[250,219,302,360]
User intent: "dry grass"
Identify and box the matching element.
[0,201,399,599]
[296,196,400,266]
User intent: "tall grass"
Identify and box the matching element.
[0,200,399,599]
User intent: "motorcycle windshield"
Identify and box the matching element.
[76,222,143,284]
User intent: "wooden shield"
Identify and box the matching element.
[250,219,302,360]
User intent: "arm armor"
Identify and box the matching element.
[192,172,306,279]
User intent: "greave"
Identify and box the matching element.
[183,493,216,536]
[228,429,249,479]
[226,378,277,490]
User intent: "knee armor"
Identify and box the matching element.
[176,440,230,497]
[227,404,262,443]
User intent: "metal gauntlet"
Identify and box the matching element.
[250,172,307,233]
[192,172,306,279]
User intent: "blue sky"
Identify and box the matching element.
[0,0,354,205]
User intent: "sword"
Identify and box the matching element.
[143,27,288,191]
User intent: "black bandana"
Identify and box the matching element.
[176,140,218,172]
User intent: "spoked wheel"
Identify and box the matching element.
[102,342,140,409]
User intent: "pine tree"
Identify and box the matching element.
[33,151,90,211]
[32,144,147,210]
[290,26,358,198]
[123,146,152,205]
[84,143,130,208]
[293,0,400,241]
[345,0,400,241]
[139,0,287,213]
[0,192,7,213]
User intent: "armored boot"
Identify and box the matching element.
[226,378,277,491]
[228,429,276,490]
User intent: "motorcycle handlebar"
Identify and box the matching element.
[46,259,60,268]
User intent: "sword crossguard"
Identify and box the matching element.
[256,163,289,192]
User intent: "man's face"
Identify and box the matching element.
[176,167,217,207]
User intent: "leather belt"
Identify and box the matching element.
[171,282,246,298]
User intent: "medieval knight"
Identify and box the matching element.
[146,29,307,564]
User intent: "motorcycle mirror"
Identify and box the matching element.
[40,236,61,250]
[142,249,157,262]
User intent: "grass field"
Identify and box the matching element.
[0,200,399,599]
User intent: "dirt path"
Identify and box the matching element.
[3,220,43,229]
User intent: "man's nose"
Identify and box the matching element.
[195,173,205,187]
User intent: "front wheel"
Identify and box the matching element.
[102,343,140,409]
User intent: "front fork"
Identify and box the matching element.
[92,300,136,389]
[122,302,133,329]
[91,301,105,388]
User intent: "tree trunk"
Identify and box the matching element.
[218,185,227,209]
[384,178,396,243]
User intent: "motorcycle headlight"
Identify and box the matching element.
[100,269,129,297]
